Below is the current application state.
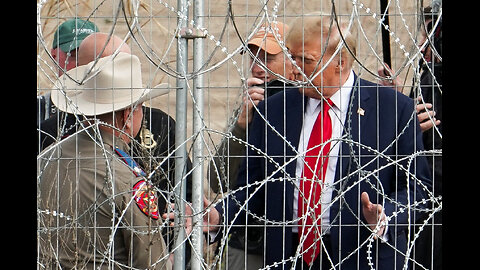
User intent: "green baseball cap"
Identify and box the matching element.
[52,19,99,53]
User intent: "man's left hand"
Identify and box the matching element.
[361,192,387,239]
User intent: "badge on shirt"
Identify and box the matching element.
[132,180,159,219]
[139,127,158,149]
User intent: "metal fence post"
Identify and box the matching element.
[174,0,189,269]
[191,0,205,269]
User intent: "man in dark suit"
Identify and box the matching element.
[205,12,433,270]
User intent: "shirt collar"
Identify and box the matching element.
[330,69,354,113]
[306,69,355,114]
[84,122,130,153]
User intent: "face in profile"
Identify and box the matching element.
[51,48,78,76]
[249,45,293,82]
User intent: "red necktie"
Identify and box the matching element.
[298,98,333,265]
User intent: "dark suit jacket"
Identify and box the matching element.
[216,74,433,270]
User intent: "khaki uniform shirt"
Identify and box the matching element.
[38,124,172,270]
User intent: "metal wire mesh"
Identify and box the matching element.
[37,0,442,269]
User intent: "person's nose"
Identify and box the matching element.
[251,61,266,78]
[292,59,303,77]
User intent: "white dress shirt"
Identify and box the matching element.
[292,70,354,234]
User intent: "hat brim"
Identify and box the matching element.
[51,63,170,116]
[58,39,82,53]
[246,37,283,55]
[51,82,170,116]
[51,52,171,116]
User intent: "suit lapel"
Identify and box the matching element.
[283,88,306,218]
[285,89,306,154]
[333,76,372,198]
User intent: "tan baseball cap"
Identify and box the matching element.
[247,21,289,55]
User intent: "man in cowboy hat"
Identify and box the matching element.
[39,32,190,186]
[38,52,175,269]
[38,32,130,153]
[39,31,194,263]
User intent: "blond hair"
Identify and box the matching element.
[286,11,356,68]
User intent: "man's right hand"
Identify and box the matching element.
[161,196,221,234]
[237,77,266,129]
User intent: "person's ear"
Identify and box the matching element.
[51,48,58,60]
[122,108,132,130]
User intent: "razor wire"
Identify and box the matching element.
[37,0,442,269]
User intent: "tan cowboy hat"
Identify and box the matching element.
[50,52,170,116]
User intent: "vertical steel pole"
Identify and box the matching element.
[174,0,189,269]
[380,0,392,67]
[191,0,205,269]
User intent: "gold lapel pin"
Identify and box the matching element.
[357,108,365,116]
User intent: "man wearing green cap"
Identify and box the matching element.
[37,18,99,124]
[51,18,99,76]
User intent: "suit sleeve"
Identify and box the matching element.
[383,95,433,240]
[208,122,247,193]
[215,102,267,229]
